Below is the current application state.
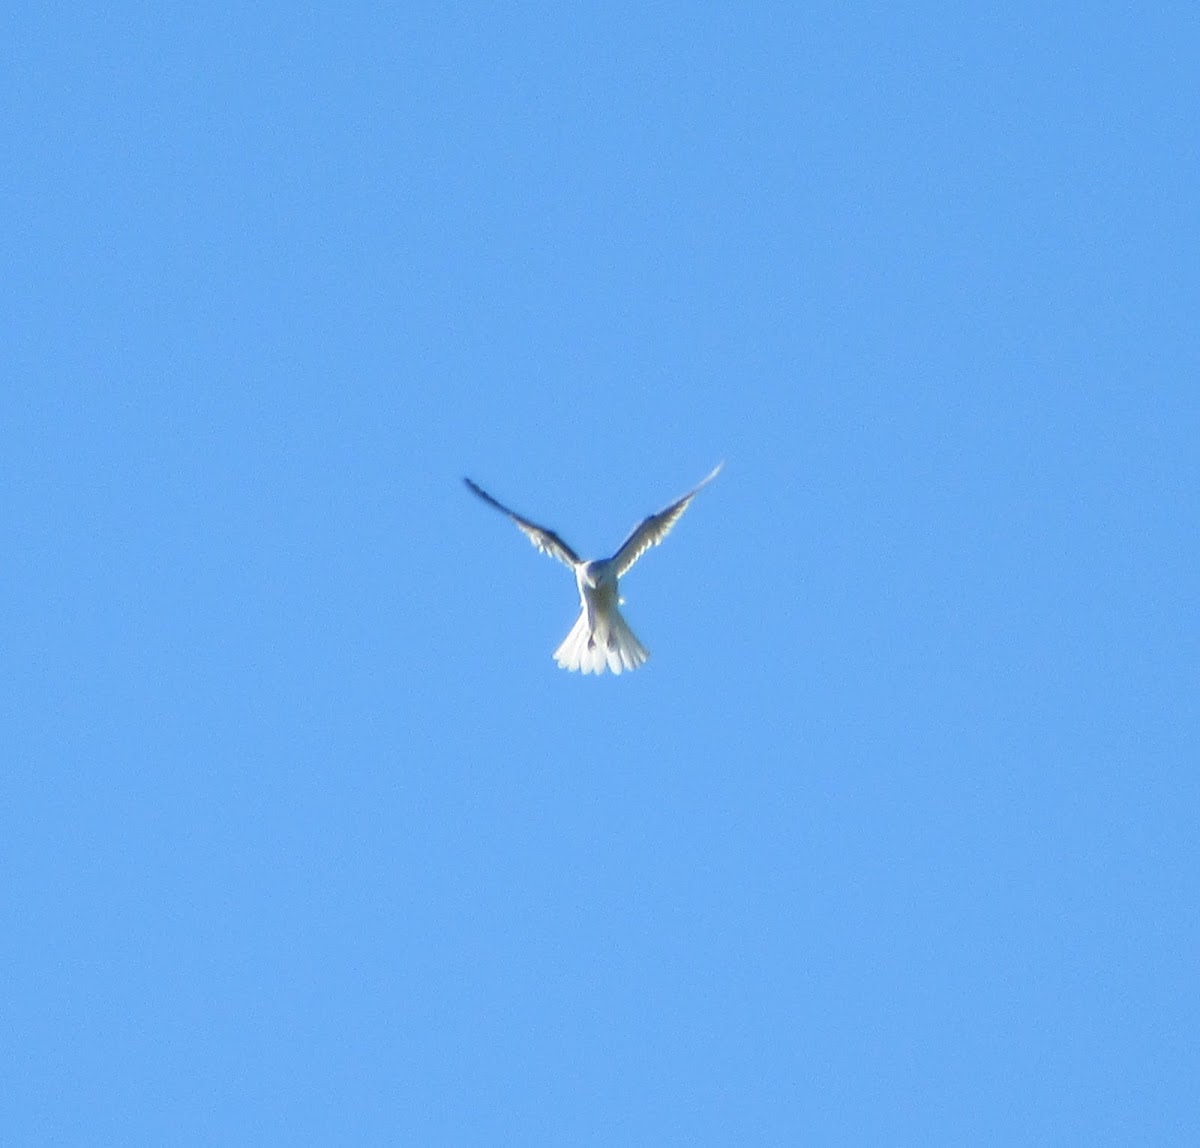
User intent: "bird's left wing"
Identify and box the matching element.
[463,478,581,569]
[611,463,723,579]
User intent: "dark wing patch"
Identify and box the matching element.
[464,478,581,569]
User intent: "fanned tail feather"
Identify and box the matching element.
[554,607,649,675]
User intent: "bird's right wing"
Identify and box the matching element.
[463,478,581,569]
[611,463,723,578]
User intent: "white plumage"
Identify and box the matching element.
[464,464,722,675]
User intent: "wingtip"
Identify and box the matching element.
[463,476,495,507]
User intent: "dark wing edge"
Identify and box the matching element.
[611,462,723,578]
[463,477,581,568]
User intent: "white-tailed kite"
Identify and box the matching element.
[464,464,723,675]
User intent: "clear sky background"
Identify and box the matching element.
[4,3,1198,1143]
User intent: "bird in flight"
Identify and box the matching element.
[464,464,723,675]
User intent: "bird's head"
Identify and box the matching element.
[582,559,609,589]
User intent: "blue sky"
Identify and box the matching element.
[4,2,1198,1143]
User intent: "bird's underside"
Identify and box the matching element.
[463,464,721,675]
[553,563,648,675]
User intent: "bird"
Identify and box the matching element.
[463,464,723,675]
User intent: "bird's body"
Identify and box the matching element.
[555,558,647,674]
[464,465,721,675]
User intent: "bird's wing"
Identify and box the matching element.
[463,478,581,569]
[611,463,723,579]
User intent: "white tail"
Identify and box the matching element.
[553,605,649,675]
